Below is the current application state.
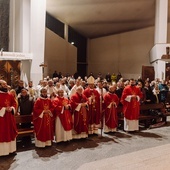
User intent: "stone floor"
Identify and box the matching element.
[1,120,170,170]
[78,143,170,170]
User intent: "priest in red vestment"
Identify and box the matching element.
[0,80,18,156]
[53,89,73,143]
[83,76,101,134]
[121,78,143,132]
[33,87,54,147]
[103,84,119,133]
[70,86,89,139]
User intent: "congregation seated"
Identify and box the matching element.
[158,80,169,103]
[143,80,156,104]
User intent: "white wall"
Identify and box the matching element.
[29,0,46,86]
[88,26,154,79]
[9,0,30,53]
[167,23,170,42]
[152,60,165,80]
[45,28,77,78]
[149,22,170,80]
[8,0,46,87]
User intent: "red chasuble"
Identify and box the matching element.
[0,92,18,142]
[53,96,72,131]
[121,85,143,120]
[70,92,89,134]
[33,97,54,142]
[83,88,101,125]
[104,92,119,129]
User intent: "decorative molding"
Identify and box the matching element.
[0,52,33,60]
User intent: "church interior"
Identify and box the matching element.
[1,0,170,169]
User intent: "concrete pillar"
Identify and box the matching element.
[9,0,30,52]
[9,0,15,52]
[21,0,30,53]
[150,0,169,80]
[9,0,21,52]
[9,0,46,86]
[30,0,46,85]
[9,0,31,84]
[154,0,168,44]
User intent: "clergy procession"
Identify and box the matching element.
[0,72,169,156]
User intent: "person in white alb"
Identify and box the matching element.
[53,89,73,143]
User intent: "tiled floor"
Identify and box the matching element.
[78,143,170,170]
[1,120,170,170]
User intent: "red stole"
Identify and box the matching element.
[70,93,89,134]
[121,85,143,120]
[83,88,101,125]
[0,92,18,142]
[33,97,54,141]
[53,97,72,131]
[104,93,119,128]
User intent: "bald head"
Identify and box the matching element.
[0,80,8,92]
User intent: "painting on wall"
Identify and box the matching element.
[0,60,21,88]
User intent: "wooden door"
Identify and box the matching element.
[165,63,170,81]
[142,65,155,82]
[0,60,21,88]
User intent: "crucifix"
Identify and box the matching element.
[39,63,47,80]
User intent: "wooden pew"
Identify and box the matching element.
[163,103,170,122]
[139,103,165,128]
[118,102,170,129]
[14,115,34,137]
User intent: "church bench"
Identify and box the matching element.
[118,103,169,129]
[163,103,170,122]
[14,115,34,137]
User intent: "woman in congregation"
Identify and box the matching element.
[53,88,73,143]
[9,89,19,115]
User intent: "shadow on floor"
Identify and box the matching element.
[106,131,132,139]
[54,134,115,153]
[0,153,16,170]
[34,145,58,158]
[128,131,163,138]
[14,135,117,158]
